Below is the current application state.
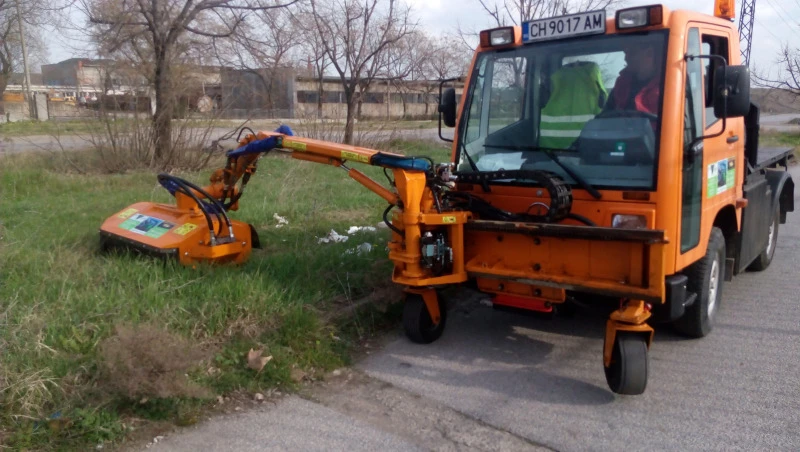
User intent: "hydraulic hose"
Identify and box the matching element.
[158,174,234,242]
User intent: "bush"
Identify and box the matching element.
[98,323,211,401]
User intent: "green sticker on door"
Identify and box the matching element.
[707,157,736,198]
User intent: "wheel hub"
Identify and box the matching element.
[766,218,776,256]
[708,258,719,317]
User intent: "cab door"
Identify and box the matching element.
[679,25,741,266]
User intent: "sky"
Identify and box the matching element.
[46,0,798,78]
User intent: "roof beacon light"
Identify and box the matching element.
[714,0,735,20]
[615,5,663,30]
[479,27,514,47]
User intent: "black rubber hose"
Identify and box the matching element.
[567,213,597,226]
[236,127,256,142]
[158,174,218,239]
[166,175,233,233]
[383,204,404,236]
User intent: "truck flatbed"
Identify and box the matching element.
[756,147,794,169]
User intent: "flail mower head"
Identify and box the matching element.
[98,174,261,266]
[98,126,286,265]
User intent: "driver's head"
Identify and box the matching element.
[623,41,657,82]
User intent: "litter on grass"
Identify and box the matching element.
[318,229,349,244]
[347,226,376,234]
[273,213,289,228]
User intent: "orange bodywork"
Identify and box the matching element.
[449,5,747,299]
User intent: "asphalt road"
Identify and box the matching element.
[152,165,799,451]
[0,125,451,155]
[2,113,795,155]
[360,164,800,451]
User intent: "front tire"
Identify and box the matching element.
[674,227,725,338]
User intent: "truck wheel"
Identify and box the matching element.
[604,333,649,395]
[403,293,446,344]
[747,207,779,272]
[674,227,725,338]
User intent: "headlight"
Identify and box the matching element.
[615,5,663,29]
[612,214,647,229]
[479,27,515,47]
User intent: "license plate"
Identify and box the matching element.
[522,10,606,43]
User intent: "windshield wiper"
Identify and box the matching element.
[483,144,602,199]
[460,141,479,171]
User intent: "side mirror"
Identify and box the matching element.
[713,65,750,118]
[439,87,457,127]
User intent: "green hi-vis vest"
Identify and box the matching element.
[539,62,607,150]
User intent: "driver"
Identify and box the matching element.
[604,41,660,115]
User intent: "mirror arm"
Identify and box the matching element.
[683,54,730,163]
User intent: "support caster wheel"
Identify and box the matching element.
[403,293,446,344]
[604,332,649,395]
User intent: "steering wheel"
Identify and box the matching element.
[596,109,658,121]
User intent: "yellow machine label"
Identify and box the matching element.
[174,223,198,236]
[284,140,307,151]
[117,208,138,219]
[443,216,457,224]
[341,151,370,163]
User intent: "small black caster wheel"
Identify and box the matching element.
[604,332,649,395]
[403,293,446,344]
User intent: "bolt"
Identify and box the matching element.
[242,241,247,246]
[497,235,503,242]
[534,288,542,296]
[533,237,541,245]
[498,284,504,290]
[184,252,189,256]
[533,264,541,271]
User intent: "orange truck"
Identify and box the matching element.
[100,1,794,394]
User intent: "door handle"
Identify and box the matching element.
[727,135,739,144]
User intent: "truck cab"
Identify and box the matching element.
[439,2,794,394]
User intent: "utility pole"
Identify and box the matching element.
[14,0,33,118]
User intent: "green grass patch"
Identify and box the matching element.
[0,119,114,137]
[0,139,451,449]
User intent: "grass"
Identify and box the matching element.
[0,138,452,449]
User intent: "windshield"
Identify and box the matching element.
[458,31,668,190]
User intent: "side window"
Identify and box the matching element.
[681,27,704,253]
[701,34,730,128]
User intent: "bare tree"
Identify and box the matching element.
[0,0,49,116]
[79,0,298,166]
[308,0,415,144]
[214,5,300,114]
[753,44,800,101]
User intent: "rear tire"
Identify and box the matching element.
[403,294,446,344]
[747,207,779,271]
[604,333,649,395]
[673,227,725,338]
